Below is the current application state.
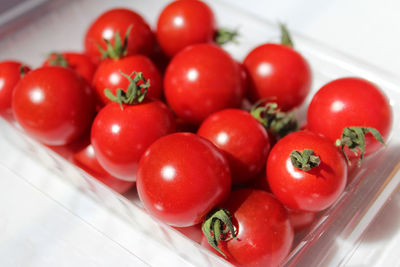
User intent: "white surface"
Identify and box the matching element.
[1,0,400,266]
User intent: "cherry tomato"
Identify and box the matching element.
[91,100,175,181]
[198,109,270,185]
[136,132,231,227]
[92,55,162,105]
[0,61,30,114]
[201,189,293,267]
[267,131,347,212]
[164,44,244,125]
[243,43,311,111]
[73,144,135,194]
[287,208,316,232]
[85,8,154,63]
[156,0,215,57]
[43,52,96,83]
[12,66,96,146]
[307,77,392,158]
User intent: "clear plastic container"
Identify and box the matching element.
[0,0,400,266]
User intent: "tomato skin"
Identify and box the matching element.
[92,55,162,105]
[156,0,215,57]
[43,52,96,83]
[73,144,135,194]
[85,8,154,63]
[198,109,270,185]
[287,208,316,232]
[91,100,175,181]
[267,131,347,212]
[136,132,231,227]
[201,189,294,267]
[307,77,392,157]
[0,61,30,114]
[243,43,311,111]
[164,44,244,125]
[12,66,96,146]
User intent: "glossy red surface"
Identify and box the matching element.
[243,43,311,111]
[91,100,175,181]
[307,77,392,157]
[84,8,154,63]
[201,189,294,267]
[164,44,244,125]
[156,0,215,57]
[198,109,270,185]
[12,66,96,146]
[136,133,231,227]
[0,61,30,113]
[43,52,96,83]
[92,55,162,105]
[267,131,347,212]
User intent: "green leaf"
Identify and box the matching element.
[280,23,294,48]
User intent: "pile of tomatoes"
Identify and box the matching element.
[0,0,393,266]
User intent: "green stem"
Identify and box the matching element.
[280,23,294,48]
[215,27,239,45]
[97,25,133,60]
[48,53,69,67]
[290,149,321,171]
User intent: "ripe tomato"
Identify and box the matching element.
[287,208,316,232]
[243,43,311,111]
[0,61,30,114]
[42,52,96,83]
[307,77,392,160]
[12,66,96,146]
[92,55,162,105]
[156,0,215,57]
[136,132,231,227]
[164,44,244,125]
[267,131,347,212]
[201,189,293,267]
[85,8,154,63]
[198,109,270,185]
[73,144,135,194]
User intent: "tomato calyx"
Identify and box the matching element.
[104,71,150,109]
[202,208,237,258]
[214,28,239,46]
[48,53,69,67]
[290,149,321,171]
[19,65,28,77]
[280,23,293,48]
[335,126,385,167]
[250,101,298,139]
[97,25,132,60]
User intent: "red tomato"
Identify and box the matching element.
[156,0,215,57]
[267,131,347,212]
[92,55,162,105]
[287,208,316,232]
[73,144,135,194]
[12,66,96,146]
[43,52,96,83]
[0,61,30,114]
[201,189,293,267]
[91,100,175,181]
[85,8,154,63]
[198,109,270,185]
[164,44,244,125]
[307,77,392,159]
[136,132,231,227]
[243,43,311,111]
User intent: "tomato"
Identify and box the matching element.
[287,208,316,232]
[198,109,270,185]
[0,61,30,114]
[307,77,392,161]
[73,144,135,194]
[267,131,347,212]
[156,0,215,57]
[243,43,311,111]
[201,189,293,267]
[164,44,244,125]
[12,66,96,146]
[92,55,162,106]
[85,8,154,63]
[42,52,96,83]
[136,132,231,227]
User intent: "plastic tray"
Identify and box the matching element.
[1,0,400,266]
